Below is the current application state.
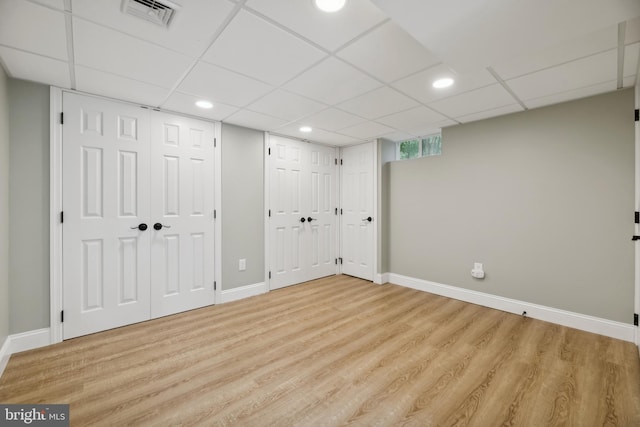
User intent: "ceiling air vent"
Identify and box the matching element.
[122,0,180,28]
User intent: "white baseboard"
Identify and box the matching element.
[220,282,267,303]
[374,273,390,285]
[0,328,51,378]
[389,273,636,343]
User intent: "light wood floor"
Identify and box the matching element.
[1,275,639,426]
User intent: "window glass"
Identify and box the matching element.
[422,135,442,156]
[399,139,420,159]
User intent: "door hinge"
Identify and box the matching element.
[334,158,337,165]
[635,211,639,224]
[268,271,271,279]
[268,209,271,217]
[214,209,217,219]
[339,257,343,265]
[214,138,217,148]
[634,313,638,326]
[60,310,64,323]
[335,258,338,265]
[340,159,343,165]
[214,281,217,291]
[335,208,337,215]
[340,208,343,215]
[635,109,639,122]
[60,112,64,125]
[268,147,271,155]
[60,211,64,223]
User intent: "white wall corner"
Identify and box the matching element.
[374,273,390,285]
[388,273,636,343]
[220,282,268,304]
[0,328,51,379]
[0,335,10,378]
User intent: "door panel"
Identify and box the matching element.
[63,92,151,339]
[269,136,336,289]
[150,113,215,318]
[63,94,216,338]
[341,142,374,281]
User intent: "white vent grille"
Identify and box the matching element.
[122,0,180,28]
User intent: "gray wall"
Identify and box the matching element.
[377,138,395,274]
[8,80,50,333]
[221,123,265,290]
[0,66,10,344]
[388,89,635,323]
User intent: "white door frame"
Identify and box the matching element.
[264,133,340,290]
[49,87,222,344]
[635,83,640,353]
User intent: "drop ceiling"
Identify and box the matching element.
[0,0,638,146]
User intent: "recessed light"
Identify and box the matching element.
[432,78,454,89]
[300,126,313,133]
[314,0,346,13]
[195,100,213,109]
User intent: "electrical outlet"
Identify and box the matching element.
[239,259,246,271]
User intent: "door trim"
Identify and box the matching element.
[49,88,222,343]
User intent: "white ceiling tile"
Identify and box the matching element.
[202,10,326,86]
[161,91,238,121]
[506,49,617,101]
[339,121,395,139]
[406,120,457,137]
[624,42,639,77]
[626,16,640,44]
[372,0,640,72]
[246,90,326,122]
[523,80,617,110]
[377,130,414,142]
[456,104,524,124]
[245,0,387,51]
[283,57,382,105]
[178,61,274,107]
[275,125,360,146]
[299,108,367,132]
[392,65,497,104]
[376,106,447,133]
[428,84,516,118]
[337,21,440,83]
[492,25,618,80]
[224,109,288,131]
[75,66,170,106]
[337,87,419,120]
[72,0,236,58]
[73,18,193,88]
[0,0,67,60]
[0,46,70,87]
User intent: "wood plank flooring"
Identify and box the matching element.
[1,275,639,426]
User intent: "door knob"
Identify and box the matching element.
[362,216,373,222]
[130,223,148,231]
[154,223,172,230]
[307,217,317,222]
[300,217,306,223]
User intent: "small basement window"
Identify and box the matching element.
[397,134,442,160]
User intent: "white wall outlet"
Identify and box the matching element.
[239,258,246,271]
[471,262,485,279]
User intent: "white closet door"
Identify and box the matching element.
[270,136,310,289]
[62,92,151,339]
[269,136,337,289]
[307,143,337,281]
[341,142,374,281]
[150,113,215,318]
